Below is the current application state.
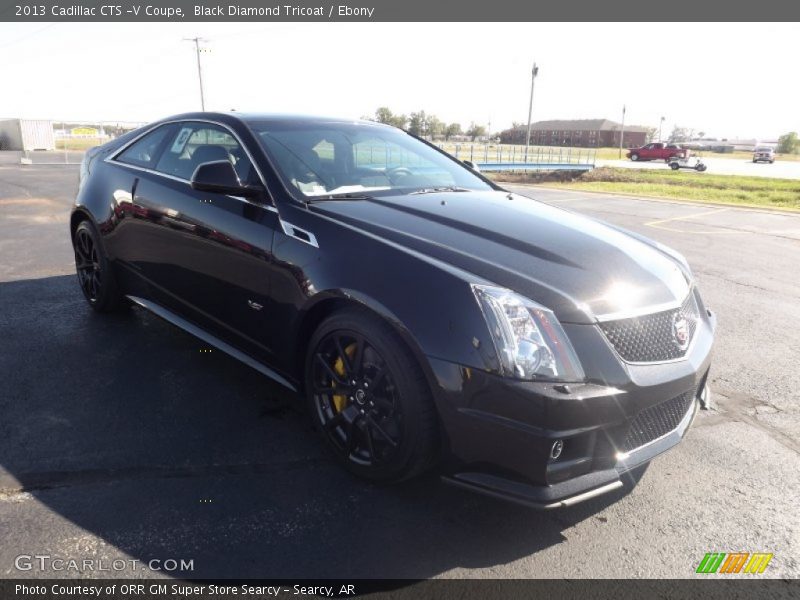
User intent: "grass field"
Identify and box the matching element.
[497,167,800,211]
[56,138,107,151]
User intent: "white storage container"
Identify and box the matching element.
[0,119,56,151]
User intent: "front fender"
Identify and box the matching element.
[275,202,502,375]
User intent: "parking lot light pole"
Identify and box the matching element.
[184,37,207,111]
[659,116,665,142]
[618,104,626,159]
[524,62,539,162]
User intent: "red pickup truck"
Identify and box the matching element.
[626,143,688,162]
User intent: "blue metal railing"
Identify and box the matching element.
[476,162,593,172]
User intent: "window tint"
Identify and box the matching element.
[116,125,173,168]
[154,122,256,184]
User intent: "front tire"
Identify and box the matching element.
[305,308,439,483]
[630,153,639,161]
[73,220,126,312]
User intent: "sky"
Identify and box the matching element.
[1,22,798,140]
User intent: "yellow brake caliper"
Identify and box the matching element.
[332,343,356,413]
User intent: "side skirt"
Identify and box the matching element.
[126,295,298,393]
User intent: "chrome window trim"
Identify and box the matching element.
[105,117,277,208]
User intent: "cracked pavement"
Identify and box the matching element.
[0,166,797,579]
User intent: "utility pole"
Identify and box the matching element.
[184,37,207,111]
[524,62,539,162]
[618,104,626,159]
[659,116,665,142]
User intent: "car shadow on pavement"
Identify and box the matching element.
[0,275,644,580]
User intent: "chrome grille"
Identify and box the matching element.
[599,292,700,363]
[622,389,695,452]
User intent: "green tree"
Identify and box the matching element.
[444,122,462,140]
[373,107,408,129]
[426,115,444,139]
[374,106,394,124]
[669,125,694,143]
[466,122,486,141]
[777,132,799,154]
[407,111,428,136]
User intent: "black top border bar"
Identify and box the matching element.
[2,0,800,22]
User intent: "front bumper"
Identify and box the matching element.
[428,308,716,509]
[443,391,700,509]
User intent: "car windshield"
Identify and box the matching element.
[248,120,492,199]
[756,147,772,152]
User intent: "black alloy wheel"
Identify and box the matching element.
[306,309,438,482]
[75,226,101,302]
[73,220,125,312]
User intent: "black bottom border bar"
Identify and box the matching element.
[1,579,797,600]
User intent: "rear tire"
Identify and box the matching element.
[73,220,127,312]
[305,308,439,483]
[670,163,680,170]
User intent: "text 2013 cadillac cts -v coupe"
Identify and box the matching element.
[71,113,715,508]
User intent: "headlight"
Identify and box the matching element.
[472,285,584,382]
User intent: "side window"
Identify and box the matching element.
[115,125,173,168]
[154,122,255,183]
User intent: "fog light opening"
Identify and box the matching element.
[550,439,564,460]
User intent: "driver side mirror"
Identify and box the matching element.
[190,160,263,198]
[462,160,480,172]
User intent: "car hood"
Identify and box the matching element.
[310,190,690,324]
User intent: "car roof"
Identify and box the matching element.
[159,111,392,128]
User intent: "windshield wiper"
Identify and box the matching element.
[306,192,374,202]
[409,186,471,195]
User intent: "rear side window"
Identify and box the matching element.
[115,125,173,169]
[154,122,255,183]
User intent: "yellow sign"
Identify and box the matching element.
[71,127,98,136]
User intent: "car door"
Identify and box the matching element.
[105,123,178,295]
[122,121,283,361]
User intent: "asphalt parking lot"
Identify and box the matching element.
[0,164,798,580]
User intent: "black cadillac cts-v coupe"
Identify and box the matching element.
[71,113,715,508]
